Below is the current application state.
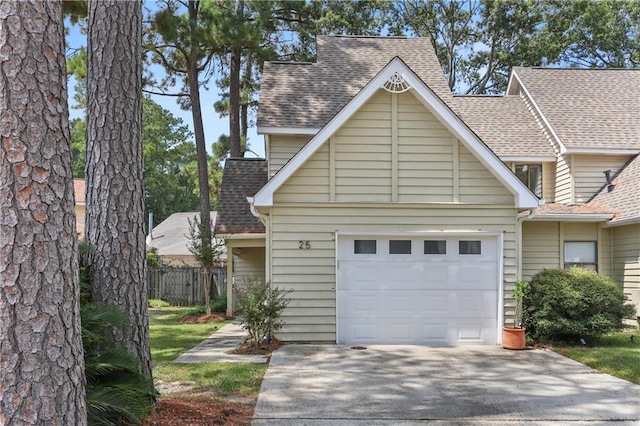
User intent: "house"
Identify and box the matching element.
[215,36,640,346]
[147,212,226,267]
[74,178,86,239]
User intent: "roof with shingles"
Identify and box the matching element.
[513,67,640,150]
[590,155,640,222]
[147,212,226,259]
[450,95,555,158]
[214,158,267,235]
[258,36,451,129]
[531,202,617,216]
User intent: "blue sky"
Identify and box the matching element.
[65,17,264,159]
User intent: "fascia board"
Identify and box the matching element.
[500,156,557,163]
[527,214,614,222]
[564,148,640,155]
[511,71,568,155]
[257,126,320,135]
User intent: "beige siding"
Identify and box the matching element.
[334,90,392,202]
[270,205,518,342]
[542,162,555,203]
[268,134,311,177]
[555,154,573,204]
[276,90,513,205]
[612,224,640,309]
[522,222,560,281]
[396,92,453,202]
[521,221,612,280]
[233,247,266,284]
[573,155,631,204]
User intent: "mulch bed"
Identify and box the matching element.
[230,337,284,355]
[143,397,254,425]
[180,313,228,324]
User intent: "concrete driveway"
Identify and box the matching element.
[253,345,640,425]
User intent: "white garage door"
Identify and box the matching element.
[336,234,500,346]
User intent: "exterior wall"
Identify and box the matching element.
[233,246,266,285]
[162,255,198,267]
[572,155,631,204]
[521,221,612,281]
[75,204,86,239]
[505,162,556,203]
[268,134,311,178]
[269,205,518,342]
[612,224,640,309]
[268,89,520,342]
[555,154,573,204]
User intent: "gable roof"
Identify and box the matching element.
[590,155,640,223]
[509,67,640,153]
[451,95,555,159]
[147,211,226,259]
[258,36,451,132]
[214,158,267,235]
[253,57,541,209]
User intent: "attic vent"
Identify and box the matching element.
[383,73,410,93]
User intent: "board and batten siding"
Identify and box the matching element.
[268,89,521,342]
[521,221,612,281]
[612,224,640,309]
[268,134,311,178]
[572,155,632,204]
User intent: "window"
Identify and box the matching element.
[564,241,597,271]
[424,240,446,255]
[389,240,411,254]
[459,240,481,255]
[515,164,542,197]
[354,240,376,254]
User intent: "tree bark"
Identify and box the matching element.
[229,0,244,158]
[188,0,213,314]
[86,0,152,377]
[0,1,87,424]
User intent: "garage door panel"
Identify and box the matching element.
[337,235,500,346]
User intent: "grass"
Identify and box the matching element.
[149,307,267,396]
[554,329,640,384]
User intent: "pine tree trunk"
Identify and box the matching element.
[188,0,213,314]
[229,0,244,158]
[86,0,152,377]
[0,1,87,424]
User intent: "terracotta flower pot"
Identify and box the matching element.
[502,326,526,350]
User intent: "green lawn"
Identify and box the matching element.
[149,307,267,396]
[554,330,640,384]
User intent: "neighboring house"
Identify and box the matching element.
[74,178,86,239]
[147,212,226,267]
[215,36,640,346]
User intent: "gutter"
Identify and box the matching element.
[525,213,613,222]
[601,216,640,227]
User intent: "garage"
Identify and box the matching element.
[336,234,501,345]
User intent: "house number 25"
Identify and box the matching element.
[298,241,311,249]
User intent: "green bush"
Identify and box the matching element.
[235,279,291,347]
[523,268,636,343]
[210,290,227,313]
[148,298,171,308]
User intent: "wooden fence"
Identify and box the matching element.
[148,267,227,306]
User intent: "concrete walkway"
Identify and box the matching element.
[174,319,269,364]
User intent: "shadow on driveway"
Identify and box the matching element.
[253,345,640,425]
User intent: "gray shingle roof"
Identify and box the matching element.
[214,158,267,234]
[258,36,451,129]
[451,95,555,158]
[513,67,640,150]
[147,212,226,259]
[590,155,640,221]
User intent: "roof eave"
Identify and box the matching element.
[526,213,614,222]
[601,216,640,227]
[257,126,320,135]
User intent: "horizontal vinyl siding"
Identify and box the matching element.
[555,155,573,204]
[268,135,311,177]
[334,90,392,202]
[522,222,560,281]
[233,247,265,285]
[543,162,555,203]
[573,155,631,204]
[612,224,640,309]
[273,145,330,203]
[459,144,513,204]
[397,92,454,202]
[270,204,518,342]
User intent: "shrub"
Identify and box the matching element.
[210,290,227,313]
[523,268,636,343]
[148,298,171,308]
[235,279,291,347]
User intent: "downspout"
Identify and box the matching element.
[247,197,271,283]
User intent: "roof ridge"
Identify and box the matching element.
[320,35,409,40]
